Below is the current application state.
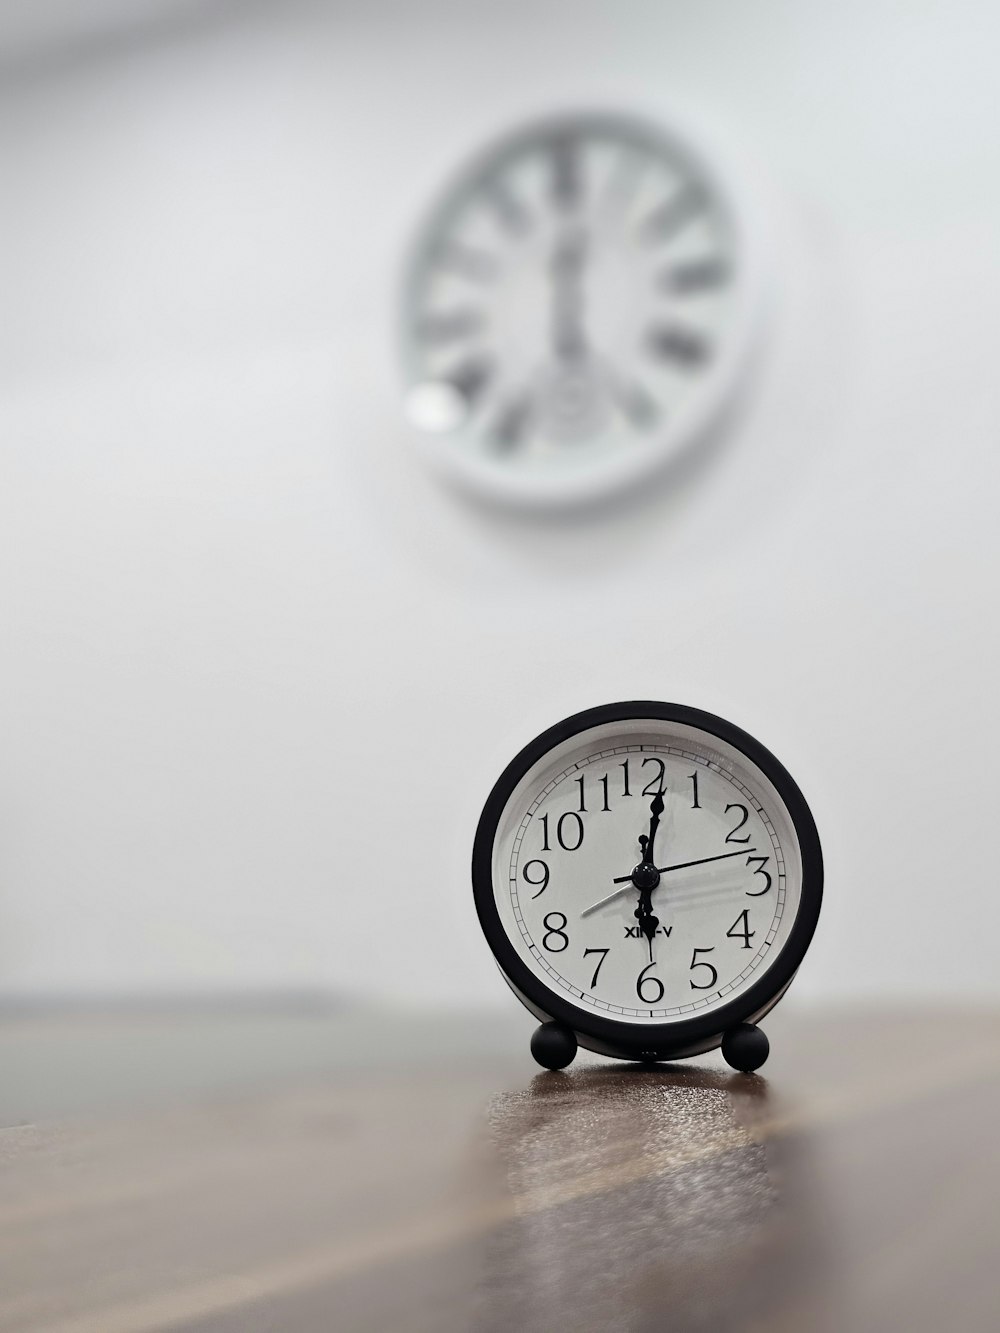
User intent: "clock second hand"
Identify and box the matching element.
[581,846,757,918]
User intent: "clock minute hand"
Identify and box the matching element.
[656,846,757,875]
[612,846,756,885]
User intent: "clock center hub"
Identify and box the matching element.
[631,862,660,891]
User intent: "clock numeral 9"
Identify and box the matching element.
[521,859,549,899]
[542,912,569,952]
[540,811,585,852]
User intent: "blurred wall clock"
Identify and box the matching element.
[401,109,767,508]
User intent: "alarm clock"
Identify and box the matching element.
[472,702,822,1071]
[401,109,765,507]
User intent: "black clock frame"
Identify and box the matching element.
[472,701,823,1063]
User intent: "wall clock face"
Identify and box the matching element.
[402,111,764,507]
[472,703,822,1060]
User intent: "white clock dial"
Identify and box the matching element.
[489,718,803,1026]
[402,111,764,506]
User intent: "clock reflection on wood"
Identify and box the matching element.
[402,111,766,507]
[481,1066,828,1333]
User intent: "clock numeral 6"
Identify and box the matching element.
[636,961,665,1005]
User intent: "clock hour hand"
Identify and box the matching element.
[612,846,756,884]
[550,228,588,362]
[643,789,665,865]
[634,887,659,963]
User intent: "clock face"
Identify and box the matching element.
[473,704,822,1051]
[402,111,763,506]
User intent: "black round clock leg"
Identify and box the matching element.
[530,1022,578,1070]
[722,1023,769,1073]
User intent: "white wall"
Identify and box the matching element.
[1,0,998,1005]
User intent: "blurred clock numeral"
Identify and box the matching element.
[746,856,772,896]
[550,133,582,210]
[445,356,494,407]
[583,947,610,989]
[416,308,484,345]
[726,909,755,949]
[542,912,569,952]
[646,323,710,368]
[689,947,718,990]
[724,803,751,844]
[489,392,532,451]
[433,239,498,282]
[638,183,704,245]
[659,257,729,294]
[486,178,529,236]
[636,961,665,1005]
[522,859,549,899]
[641,756,666,796]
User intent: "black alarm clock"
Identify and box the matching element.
[472,702,823,1071]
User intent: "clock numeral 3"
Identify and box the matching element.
[746,856,772,896]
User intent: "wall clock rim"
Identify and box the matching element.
[401,105,770,510]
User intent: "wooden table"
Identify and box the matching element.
[1,1006,998,1331]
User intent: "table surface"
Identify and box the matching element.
[1,1004,998,1332]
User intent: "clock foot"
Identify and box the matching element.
[530,1022,578,1070]
[721,1023,769,1073]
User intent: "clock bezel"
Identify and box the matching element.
[472,701,823,1058]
